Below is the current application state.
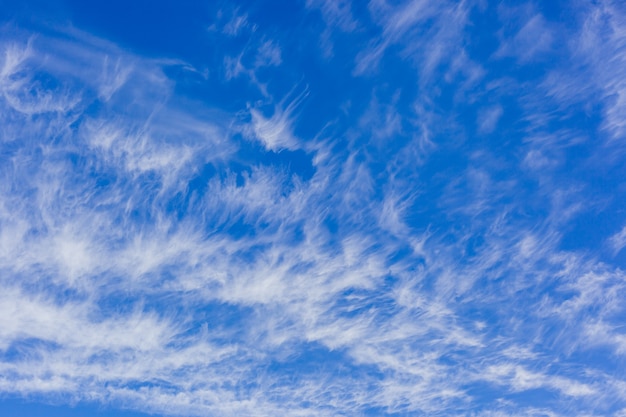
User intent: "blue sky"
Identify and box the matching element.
[0,0,625,416]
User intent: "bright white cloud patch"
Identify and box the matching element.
[0,2,626,417]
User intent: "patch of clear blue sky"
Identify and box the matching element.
[1,397,154,417]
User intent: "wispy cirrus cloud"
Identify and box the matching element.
[1,1,626,416]
[494,11,554,63]
[354,0,472,81]
[305,0,358,57]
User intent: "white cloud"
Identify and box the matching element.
[306,0,356,32]
[255,40,282,68]
[609,225,626,254]
[248,90,307,151]
[484,364,596,397]
[306,0,357,57]
[523,1,626,145]
[354,0,472,83]
[494,13,554,63]
[249,106,298,151]
[1,7,626,417]
[478,105,503,134]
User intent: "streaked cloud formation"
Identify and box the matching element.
[1,1,626,416]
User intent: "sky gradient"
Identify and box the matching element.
[1,1,626,416]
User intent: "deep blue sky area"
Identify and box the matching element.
[0,1,625,416]
[1,398,154,417]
